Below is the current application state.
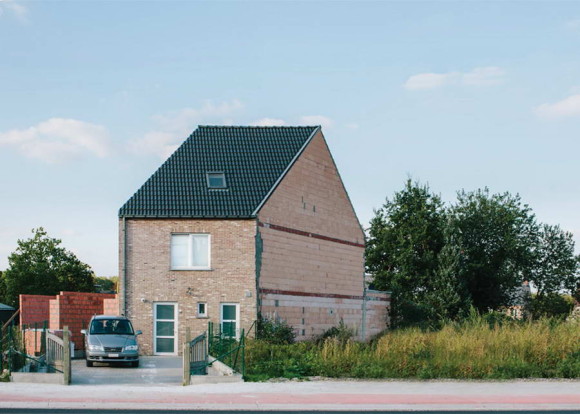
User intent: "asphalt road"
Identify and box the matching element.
[0,410,578,414]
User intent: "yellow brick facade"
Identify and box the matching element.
[119,218,257,355]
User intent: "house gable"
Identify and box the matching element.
[256,130,364,243]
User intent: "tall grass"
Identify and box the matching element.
[245,317,580,381]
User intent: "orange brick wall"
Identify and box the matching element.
[120,218,257,355]
[19,294,54,326]
[258,131,364,244]
[23,329,44,356]
[103,296,120,315]
[257,131,389,339]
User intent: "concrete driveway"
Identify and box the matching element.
[72,356,182,386]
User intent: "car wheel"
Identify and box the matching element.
[131,360,139,368]
[86,360,93,367]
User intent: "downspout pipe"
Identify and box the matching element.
[121,217,127,316]
[361,272,367,341]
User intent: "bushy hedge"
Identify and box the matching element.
[245,317,580,381]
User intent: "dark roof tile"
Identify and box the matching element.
[119,125,319,218]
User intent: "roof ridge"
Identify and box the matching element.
[198,125,320,128]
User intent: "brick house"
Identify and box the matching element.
[119,126,389,355]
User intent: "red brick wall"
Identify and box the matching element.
[52,291,116,349]
[19,295,54,326]
[19,292,119,351]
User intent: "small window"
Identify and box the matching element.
[171,234,210,270]
[197,303,207,318]
[207,172,226,189]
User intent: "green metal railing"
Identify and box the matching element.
[1,320,26,373]
[207,321,246,377]
[186,322,247,378]
[0,320,65,374]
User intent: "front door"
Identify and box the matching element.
[154,303,177,355]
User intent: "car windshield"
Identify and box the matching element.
[90,319,134,335]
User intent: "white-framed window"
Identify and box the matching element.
[220,303,240,339]
[171,233,210,270]
[197,302,207,318]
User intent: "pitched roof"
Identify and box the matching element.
[0,303,15,311]
[119,125,320,218]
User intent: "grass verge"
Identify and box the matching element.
[245,317,580,381]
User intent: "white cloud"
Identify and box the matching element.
[535,94,580,119]
[299,115,334,129]
[404,72,455,90]
[0,0,28,21]
[404,66,505,90]
[0,118,111,163]
[153,100,243,134]
[127,130,179,159]
[345,123,359,130]
[129,99,244,159]
[250,118,287,126]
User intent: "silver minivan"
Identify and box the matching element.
[81,315,141,367]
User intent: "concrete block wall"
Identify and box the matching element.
[121,218,257,355]
[365,291,391,338]
[260,291,390,341]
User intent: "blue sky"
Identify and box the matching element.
[1,1,580,276]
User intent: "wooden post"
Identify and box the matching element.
[63,326,71,385]
[182,326,191,386]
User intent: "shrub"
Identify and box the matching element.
[256,316,296,344]
[314,319,354,344]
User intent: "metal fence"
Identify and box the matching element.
[207,321,245,376]
[0,320,71,383]
[0,320,26,373]
[182,321,248,384]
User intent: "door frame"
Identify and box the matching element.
[220,303,240,339]
[153,302,178,355]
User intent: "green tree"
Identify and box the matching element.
[529,293,575,320]
[0,270,6,304]
[424,240,471,322]
[94,276,118,293]
[446,189,537,312]
[1,228,95,307]
[366,180,446,327]
[529,224,579,298]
